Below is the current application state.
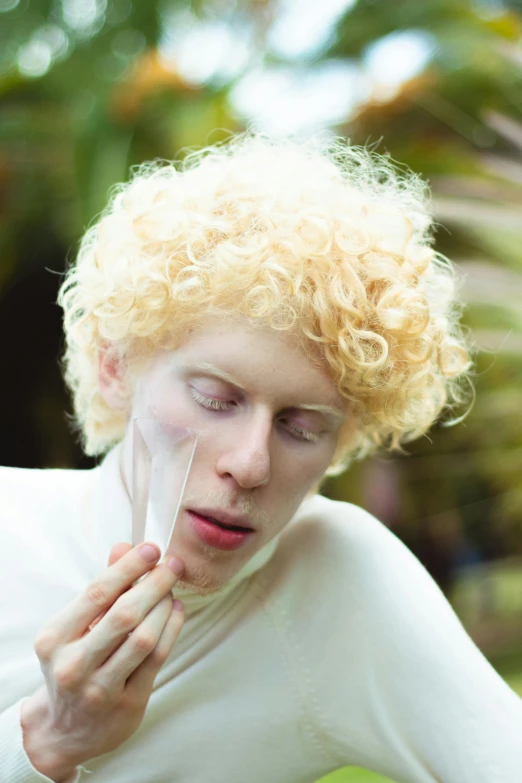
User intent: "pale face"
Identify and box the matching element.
[115,314,346,595]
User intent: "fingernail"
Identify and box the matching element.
[165,555,184,575]
[140,543,160,562]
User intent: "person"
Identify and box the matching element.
[1,131,521,783]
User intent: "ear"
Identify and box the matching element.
[98,343,128,411]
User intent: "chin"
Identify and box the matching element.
[176,569,229,596]
[177,578,226,597]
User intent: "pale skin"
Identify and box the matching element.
[21,313,347,779]
[21,543,185,782]
[116,314,348,595]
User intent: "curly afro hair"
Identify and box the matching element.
[57,129,473,475]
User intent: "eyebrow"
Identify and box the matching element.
[180,361,345,421]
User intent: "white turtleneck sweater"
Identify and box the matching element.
[1,445,521,783]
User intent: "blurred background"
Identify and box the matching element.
[1,0,522,780]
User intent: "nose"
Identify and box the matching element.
[216,411,271,489]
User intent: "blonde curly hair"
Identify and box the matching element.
[57,130,473,474]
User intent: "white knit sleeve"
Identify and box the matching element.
[317,506,522,782]
[0,698,92,783]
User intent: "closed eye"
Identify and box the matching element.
[189,388,321,443]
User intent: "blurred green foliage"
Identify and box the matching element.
[330,0,522,563]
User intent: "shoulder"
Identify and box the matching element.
[0,463,96,535]
[302,494,447,594]
[0,462,93,499]
[267,493,449,623]
[283,494,470,645]
[0,462,78,484]
[283,492,406,571]
[0,462,93,489]
[0,463,101,606]
[263,493,408,600]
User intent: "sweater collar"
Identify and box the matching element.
[87,443,283,614]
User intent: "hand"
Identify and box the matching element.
[21,542,185,780]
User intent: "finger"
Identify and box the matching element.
[86,610,107,633]
[95,594,177,697]
[124,598,185,702]
[108,542,133,567]
[43,543,171,645]
[86,544,135,633]
[79,557,182,672]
